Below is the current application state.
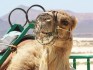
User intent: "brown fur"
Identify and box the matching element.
[7,10,77,70]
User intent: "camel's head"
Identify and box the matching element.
[35,11,77,45]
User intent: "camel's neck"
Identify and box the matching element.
[49,58,70,70]
[39,40,72,70]
[47,40,72,70]
[48,47,70,70]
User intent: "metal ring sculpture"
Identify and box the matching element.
[27,4,46,23]
[8,8,28,27]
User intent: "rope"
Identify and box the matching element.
[56,26,71,32]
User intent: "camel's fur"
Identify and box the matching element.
[7,10,77,70]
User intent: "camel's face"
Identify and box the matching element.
[56,11,77,39]
[35,13,54,34]
[35,11,77,44]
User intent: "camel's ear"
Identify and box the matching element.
[70,16,78,30]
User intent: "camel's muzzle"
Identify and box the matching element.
[34,11,71,45]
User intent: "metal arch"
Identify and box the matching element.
[27,4,46,23]
[8,8,28,27]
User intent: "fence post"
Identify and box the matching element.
[87,58,90,70]
[73,58,76,69]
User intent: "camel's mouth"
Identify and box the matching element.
[35,23,55,45]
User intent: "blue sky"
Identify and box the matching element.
[0,0,93,17]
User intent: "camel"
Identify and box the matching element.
[6,10,77,70]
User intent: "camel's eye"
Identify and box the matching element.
[61,20,68,26]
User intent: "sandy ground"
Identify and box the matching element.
[72,64,93,70]
[71,46,93,54]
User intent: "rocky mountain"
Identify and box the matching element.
[0,19,10,37]
[73,13,93,37]
[0,5,93,38]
